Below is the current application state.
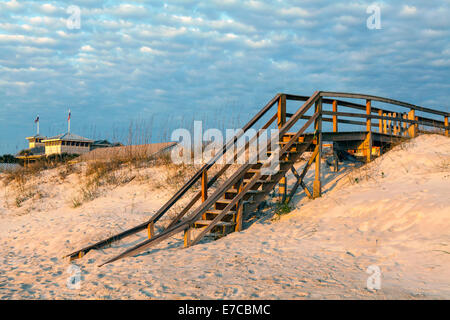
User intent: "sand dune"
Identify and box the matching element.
[0,134,448,299]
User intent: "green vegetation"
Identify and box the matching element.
[0,154,19,163]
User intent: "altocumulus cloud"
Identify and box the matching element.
[0,0,449,154]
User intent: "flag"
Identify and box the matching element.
[34,115,39,123]
[68,110,71,121]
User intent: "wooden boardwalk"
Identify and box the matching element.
[66,91,449,266]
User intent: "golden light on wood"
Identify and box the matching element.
[332,100,338,132]
[445,116,449,137]
[147,222,154,239]
[201,170,208,202]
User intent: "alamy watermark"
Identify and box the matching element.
[66,5,81,30]
[366,265,381,291]
[170,121,281,175]
[366,4,381,30]
[66,264,81,290]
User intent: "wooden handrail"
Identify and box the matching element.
[285,93,448,127]
[322,111,449,130]
[320,92,449,117]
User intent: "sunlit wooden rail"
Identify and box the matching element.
[65,91,449,266]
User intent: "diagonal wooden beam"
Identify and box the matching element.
[290,166,300,180]
[286,144,318,203]
[300,181,313,199]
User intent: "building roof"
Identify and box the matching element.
[43,132,94,143]
[92,139,123,146]
[76,142,177,162]
[25,134,47,140]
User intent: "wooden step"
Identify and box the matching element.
[215,198,255,205]
[205,209,236,215]
[194,220,235,227]
[257,159,293,165]
[226,188,263,194]
[243,178,275,184]
[266,150,298,155]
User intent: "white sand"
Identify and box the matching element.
[0,134,449,299]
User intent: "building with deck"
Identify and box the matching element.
[42,133,94,156]
[26,134,47,149]
[16,132,95,164]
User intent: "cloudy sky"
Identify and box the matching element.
[0,0,449,154]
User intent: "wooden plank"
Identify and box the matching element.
[278,94,287,201]
[277,94,286,128]
[322,111,446,129]
[333,100,338,132]
[388,113,392,135]
[366,99,372,131]
[290,166,300,180]
[201,170,208,202]
[378,110,383,133]
[184,228,191,247]
[320,91,450,117]
[147,222,154,239]
[300,145,319,181]
[235,180,244,232]
[408,109,416,138]
[286,145,317,203]
[393,113,398,135]
[402,113,408,136]
[445,116,449,137]
[314,98,322,199]
[366,100,372,162]
[300,181,313,199]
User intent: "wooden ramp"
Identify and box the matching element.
[66,91,449,266]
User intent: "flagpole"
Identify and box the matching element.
[68,109,71,133]
[35,115,40,135]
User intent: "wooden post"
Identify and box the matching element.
[313,97,322,199]
[147,222,154,239]
[445,116,449,137]
[201,170,208,202]
[365,100,372,162]
[277,94,286,129]
[388,112,392,135]
[402,113,407,136]
[184,227,191,248]
[393,112,398,135]
[332,100,338,132]
[408,109,416,138]
[278,94,287,201]
[366,100,371,131]
[235,183,244,232]
[383,113,387,134]
[415,116,419,135]
[378,110,383,133]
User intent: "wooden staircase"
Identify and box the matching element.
[65,91,449,266]
[191,133,314,240]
